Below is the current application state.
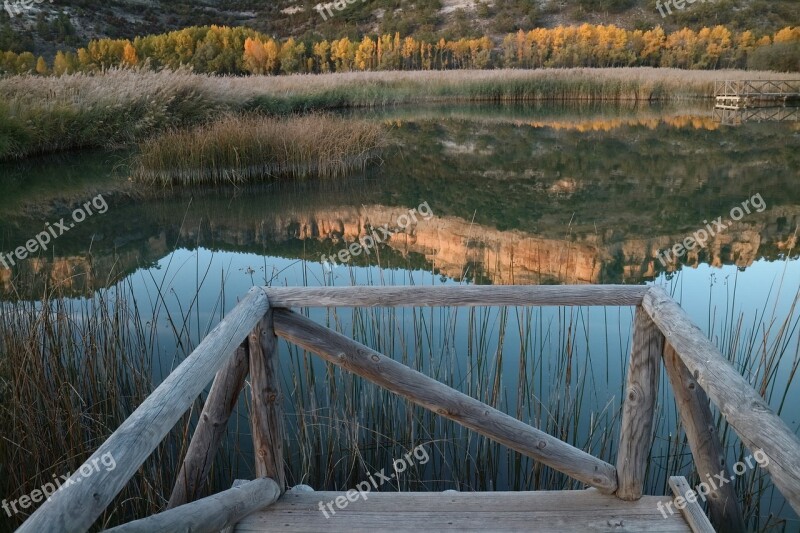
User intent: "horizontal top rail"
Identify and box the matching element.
[264,285,649,308]
[715,80,800,97]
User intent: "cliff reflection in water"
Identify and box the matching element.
[1,197,797,298]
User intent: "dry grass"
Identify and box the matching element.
[131,114,387,185]
[0,67,781,161]
[0,282,189,531]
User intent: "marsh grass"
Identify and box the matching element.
[132,114,387,186]
[0,67,778,161]
[0,281,185,531]
[0,262,244,530]
[1,259,798,530]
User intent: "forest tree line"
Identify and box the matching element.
[1,24,798,76]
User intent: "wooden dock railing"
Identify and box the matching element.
[714,79,800,109]
[714,80,800,98]
[16,285,800,533]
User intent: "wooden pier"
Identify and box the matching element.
[17,286,800,532]
[714,79,800,109]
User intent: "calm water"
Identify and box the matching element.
[1,103,799,527]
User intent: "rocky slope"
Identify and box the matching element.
[2,0,798,57]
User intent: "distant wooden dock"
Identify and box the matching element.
[17,286,800,533]
[715,79,800,109]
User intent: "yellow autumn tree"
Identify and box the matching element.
[313,40,331,73]
[402,36,418,69]
[279,38,306,74]
[35,56,48,75]
[355,36,376,70]
[243,37,267,74]
[122,42,138,66]
[663,27,700,69]
[52,51,69,75]
[703,26,732,68]
[641,27,665,65]
[774,27,800,43]
[331,37,354,72]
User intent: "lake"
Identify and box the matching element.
[1,102,798,528]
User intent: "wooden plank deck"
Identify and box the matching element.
[234,490,692,532]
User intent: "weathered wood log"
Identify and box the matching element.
[220,480,249,533]
[272,308,618,493]
[249,308,286,490]
[167,341,250,509]
[616,307,663,500]
[17,287,270,533]
[643,286,800,514]
[663,344,745,532]
[105,477,280,533]
[668,476,716,533]
[265,285,648,309]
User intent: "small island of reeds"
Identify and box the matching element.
[131,114,387,186]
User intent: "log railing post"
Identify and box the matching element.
[616,306,664,500]
[167,341,250,509]
[663,344,746,532]
[249,305,286,491]
[644,286,800,514]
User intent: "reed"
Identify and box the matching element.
[131,114,387,186]
[0,281,184,531]
[0,67,774,161]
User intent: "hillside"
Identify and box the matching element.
[2,0,799,57]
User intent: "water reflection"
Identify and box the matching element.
[713,106,800,126]
[0,103,798,298]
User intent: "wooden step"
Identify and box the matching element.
[234,490,693,532]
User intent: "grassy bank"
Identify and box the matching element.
[0,67,778,161]
[132,114,387,186]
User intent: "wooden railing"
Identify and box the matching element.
[17,285,800,533]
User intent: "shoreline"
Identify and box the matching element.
[0,67,789,163]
